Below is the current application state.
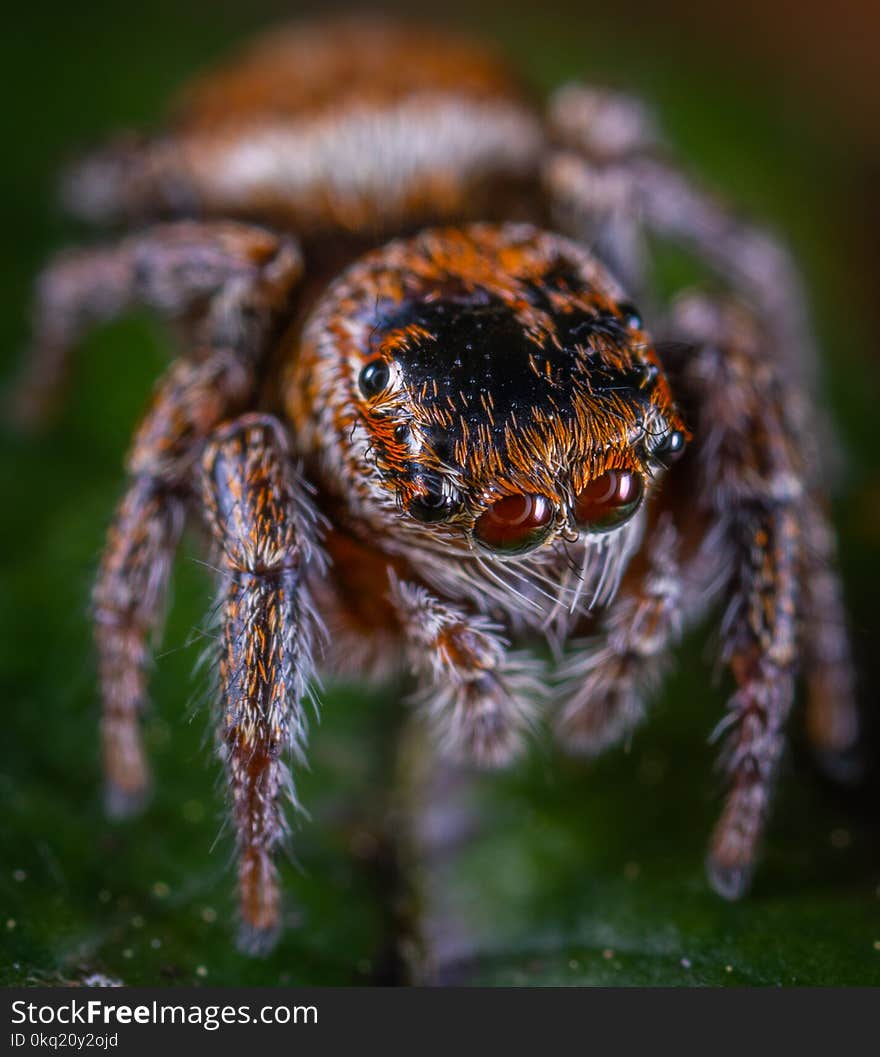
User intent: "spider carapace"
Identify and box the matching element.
[18,16,859,953]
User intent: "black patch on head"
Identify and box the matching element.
[367,280,650,465]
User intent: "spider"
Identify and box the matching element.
[16,15,859,955]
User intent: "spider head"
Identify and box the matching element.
[298,224,687,558]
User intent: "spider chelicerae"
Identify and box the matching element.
[17,15,859,954]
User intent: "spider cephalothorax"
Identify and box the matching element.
[291,223,686,628]
[17,15,859,960]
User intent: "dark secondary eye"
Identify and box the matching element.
[473,494,553,554]
[358,358,390,397]
[654,429,686,461]
[574,470,644,532]
[408,491,458,524]
[618,302,643,330]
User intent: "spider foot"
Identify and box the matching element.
[805,676,865,787]
[811,743,867,788]
[705,855,755,902]
[236,921,283,958]
[236,848,284,957]
[706,782,764,901]
[104,781,151,821]
[555,683,641,759]
[451,673,527,769]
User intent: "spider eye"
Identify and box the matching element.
[473,494,553,554]
[358,358,390,397]
[574,470,643,533]
[618,302,643,330]
[654,429,686,461]
[408,491,457,523]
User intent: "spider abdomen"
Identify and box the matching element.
[64,16,546,237]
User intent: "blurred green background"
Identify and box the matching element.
[1,1,878,987]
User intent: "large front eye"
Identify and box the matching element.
[574,470,643,533]
[474,494,553,554]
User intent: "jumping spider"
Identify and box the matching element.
[18,16,859,954]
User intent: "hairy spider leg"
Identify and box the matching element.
[200,414,324,953]
[554,514,683,754]
[673,295,805,898]
[545,84,859,789]
[23,222,302,813]
[388,575,544,767]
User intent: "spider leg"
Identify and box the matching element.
[94,477,183,817]
[93,352,256,816]
[199,414,323,954]
[672,294,812,899]
[16,220,301,426]
[800,499,861,780]
[387,576,543,768]
[34,223,302,815]
[545,85,659,294]
[547,87,860,777]
[544,83,819,389]
[554,514,683,754]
